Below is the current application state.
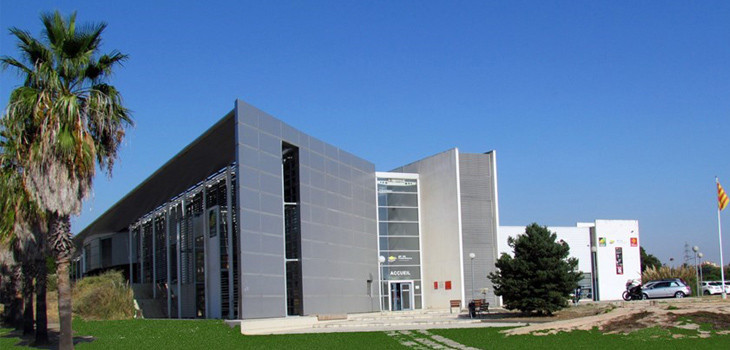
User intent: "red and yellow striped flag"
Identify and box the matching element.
[719,180,729,211]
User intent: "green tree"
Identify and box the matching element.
[0,127,49,343]
[640,246,662,272]
[1,11,132,349]
[699,264,730,282]
[488,223,581,315]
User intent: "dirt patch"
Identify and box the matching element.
[481,303,611,323]
[601,310,651,333]
[669,311,730,331]
[503,297,730,336]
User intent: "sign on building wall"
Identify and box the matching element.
[382,266,421,280]
[377,179,418,187]
[385,252,420,266]
[615,247,623,275]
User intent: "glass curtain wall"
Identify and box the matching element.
[129,166,240,319]
[377,175,422,310]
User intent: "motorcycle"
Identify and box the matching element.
[622,280,643,301]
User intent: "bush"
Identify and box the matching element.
[72,271,135,320]
[47,273,57,292]
[642,265,698,296]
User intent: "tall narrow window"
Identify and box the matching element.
[101,238,112,267]
[283,142,303,316]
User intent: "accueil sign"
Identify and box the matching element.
[389,270,412,277]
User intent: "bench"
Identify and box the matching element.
[449,299,461,313]
[473,299,489,318]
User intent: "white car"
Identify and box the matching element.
[701,281,723,295]
[722,281,730,294]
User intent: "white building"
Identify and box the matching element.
[499,220,640,301]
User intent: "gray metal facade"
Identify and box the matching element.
[390,149,500,308]
[458,152,499,306]
[81,232,129,273]
[235,101,379,318]
[75,100,501,319]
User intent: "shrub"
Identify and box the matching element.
[72,271,135,320]
[47,273,57,292]
[642,265,698,296]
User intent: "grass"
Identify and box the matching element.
[72,319,407,350]
[2,319,730,349]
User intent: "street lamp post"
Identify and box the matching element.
[692,246,700,296]
[468,253,476,319]
[697,252,705,290]
[469,253,476,302]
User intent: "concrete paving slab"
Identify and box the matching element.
[235,308,526,335]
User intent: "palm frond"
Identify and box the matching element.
[86,51,128,81]
[4,9,132,217]
[0,56,33,76]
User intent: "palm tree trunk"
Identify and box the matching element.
[11,263,24,330]
[22,260,35,335]
[35,256,49,344]
[50,214,74,350]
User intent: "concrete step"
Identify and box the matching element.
[313,319,481,329]
[346,310,472,321]
[239,316,319,335]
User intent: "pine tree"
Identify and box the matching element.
[489,223,581,315]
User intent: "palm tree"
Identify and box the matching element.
[1,11,132,349]
[0,244,22,327]
[1,125,49,344]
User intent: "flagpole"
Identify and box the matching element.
[717,177,727,299]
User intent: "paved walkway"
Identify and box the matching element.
[236,308,526,335]
[387,329,482,350]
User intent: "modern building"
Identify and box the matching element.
[74,100,500,320]
[74,100,638,321]
[499,220,641,301]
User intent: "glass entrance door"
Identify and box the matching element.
[389,281,413,311]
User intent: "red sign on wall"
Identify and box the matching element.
[445,281,452,290]
[434,281,439,289]
[630,237,638,247]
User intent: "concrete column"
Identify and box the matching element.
[152,217,157,299]
[129,225,133,284]
[226,167,234,319]
[166,208,172,318]
[140,222,144,284]
[178,200,184,319]
[202,183,208,318]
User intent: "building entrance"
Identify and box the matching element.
[389,281,413,311]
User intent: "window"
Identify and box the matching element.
[283,142,303,316]
[101,238,112,267]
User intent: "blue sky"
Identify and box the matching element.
[2,1,729,266]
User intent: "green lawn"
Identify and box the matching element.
[2,320,730,349]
